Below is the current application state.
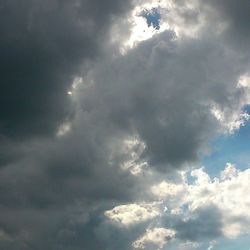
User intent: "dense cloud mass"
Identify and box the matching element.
[0,0,250,249]
[0,0,131,137]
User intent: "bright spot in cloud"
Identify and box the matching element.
[56,122,71,137]
[151,181,185,198]
[210,104,250,133]
[238,74,250,88]
[120,0,206,53]
[120,137,149,175]
[67,77,83,96]
[126,9,165,49]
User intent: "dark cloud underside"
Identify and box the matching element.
[0,0,131,138]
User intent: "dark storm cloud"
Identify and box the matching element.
[0,0,131,138]
[0,111,141,249]
[0,1,138,249]
[0,27,245,250]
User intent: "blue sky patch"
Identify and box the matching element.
[140,8,161,30]
[203,106,250,176]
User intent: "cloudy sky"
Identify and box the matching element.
[1,0,250,249]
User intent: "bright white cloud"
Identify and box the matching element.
[209,73,250,134]
[151,180,185,199]
[132,227,176,249]
[114,0,208,53]
[105,160,250,248]
[104,203,161,226]
[238,74,250,88]
[119,137,149,176]
[153,163,250,239]
[56,122,72,137]
[211,104,250,133]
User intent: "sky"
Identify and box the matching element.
[0,0,250,249]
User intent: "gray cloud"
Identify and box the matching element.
[79,30,248,171]
[174,205,223,241]
[0,1,249,249]
[202,0,250,51]
[0,0,132,138]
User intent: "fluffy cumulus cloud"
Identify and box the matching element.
[105,203,161,226]
[153,163,250,239]
[133,227,176,250]
[104,164,250,249]
[0,0,250,249]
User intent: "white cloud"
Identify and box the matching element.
[207,240,216,250]
[119,137,150,176]
[152,163,250,239]
[238,74,250,88]
[211,104,250,133]
[151,180,185,198]
[220,163,238,180]
[56,122,72,137]
[104,203,161,226]
[103,164,250,248]
[114,0,207,53]
[104,160,250,247]
[132,227,176,249]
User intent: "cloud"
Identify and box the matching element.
[174,205,223,241]
[202,0,250,48]
[105,203,161,226]
[0,0,132,138]
[0,0,250,249]
[152,163,250,242]
[103,163,250,249]
[132,227,176,249]
[78,28,250,171]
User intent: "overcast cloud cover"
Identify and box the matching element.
[0,0,250,249]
